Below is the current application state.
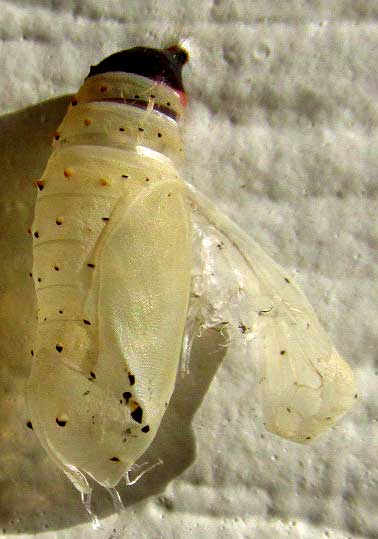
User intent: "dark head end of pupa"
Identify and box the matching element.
[86,45,189,93]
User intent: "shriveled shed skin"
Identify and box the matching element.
[27,47,191,493]
[186,184,357,444]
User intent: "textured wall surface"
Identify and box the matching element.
[0,2,376,538]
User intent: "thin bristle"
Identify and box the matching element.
[166,38,191,64]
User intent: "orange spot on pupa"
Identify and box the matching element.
[99,178,110,186]
[100,85,108,93]
[27,227,31,235]
[64,168,73,178]
[53,131,60,141]
[84,118,92,126]
[129,400,139,412]
[71,96,78,106]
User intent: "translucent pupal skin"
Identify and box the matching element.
[27,68,191,492]
[186,185,357,444]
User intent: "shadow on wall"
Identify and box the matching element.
[0,97,227,534]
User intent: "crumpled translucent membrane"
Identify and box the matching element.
[186,184,356,446]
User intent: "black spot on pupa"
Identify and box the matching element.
[123,391,132,404]
[26,420,33,430]
[128,373,135,385]
[29,272,32,277]
[157,132,162,138]
[30,349,34,356]
[71,97,78,106]
[141,425,150,433]
[87,263,95,268]
[284,277,290,283]
[83,319,91,325]
[287,407,291,413]
[34,231,39,239]
[134,95,140,99]
[305,436,311,440]
[37,277,41,283]
[131,406,143,423]
[354,393,358,399]
[238,323,247,334]
[119,127,125,132]
[36,180,45,191]
[280,350,286,355]
[138,127,144,132]
[121,174,129,179]
[102,217,110,222]
[258,305,273,315]
[89,371,96,380]
[56,417,67,427]
[110,456,120,462]
[58,309,63,314]
[54,265,60,271]
[56,344,63,353]
[83,390,90,396]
